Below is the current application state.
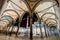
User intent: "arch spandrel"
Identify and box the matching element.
[35,6,57,19]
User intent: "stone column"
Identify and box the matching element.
[30,12,33,40]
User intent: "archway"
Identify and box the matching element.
[44,18,59,36]
[32,13,40,37]
[39,12,58,37]
[20,12,30,28]
[17,12,30,37]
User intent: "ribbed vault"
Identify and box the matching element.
[0,0,60,40]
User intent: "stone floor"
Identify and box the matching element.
[0,34,60,40]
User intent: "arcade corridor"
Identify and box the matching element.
[0,0,60,40]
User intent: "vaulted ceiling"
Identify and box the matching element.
[0,0,59,26]
[0,0,59,11]
[24,0,42,11]
[25,0,59,12]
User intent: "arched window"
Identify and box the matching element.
[20,12,30,28]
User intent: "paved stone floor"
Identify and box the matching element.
[0,34,60,40]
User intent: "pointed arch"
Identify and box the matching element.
[20,12,30,22]
[20,12,30,28]
[45,18,58,24]
[41,12,58,20]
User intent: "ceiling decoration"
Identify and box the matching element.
[25,0,42,11]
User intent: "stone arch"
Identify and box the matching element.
[41,12,58,20]
[20,11,30,23]
[45,18,58,24]
[47,21,57,25]
[45,18,58,28]
[2,9,19,24]
[1,9,21,36]
[33,12,41,22]
[20,12,30,28]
